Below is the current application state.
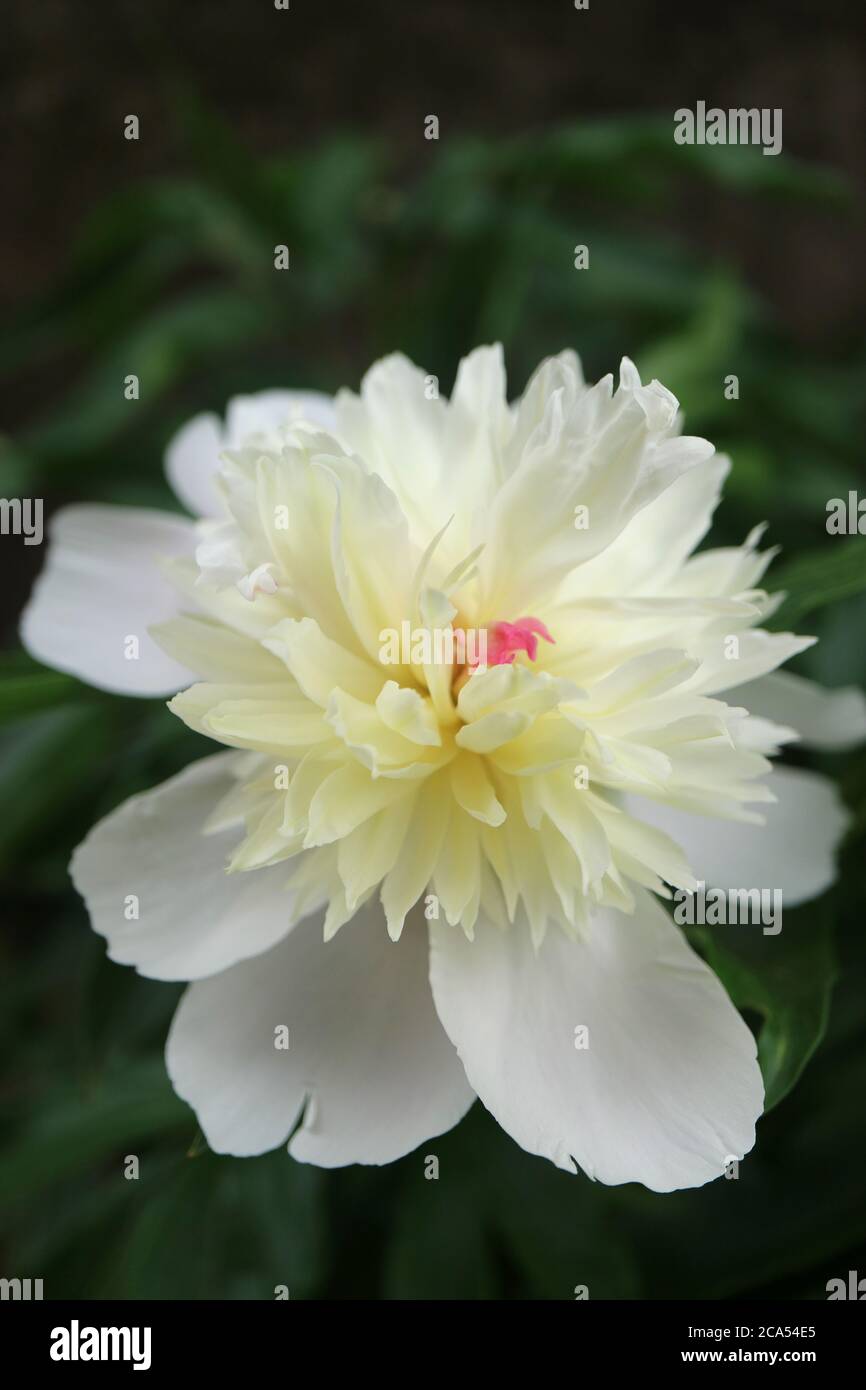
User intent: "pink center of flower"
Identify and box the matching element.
[479,616,556,668]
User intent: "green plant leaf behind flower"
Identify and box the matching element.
[691,901,836,1112]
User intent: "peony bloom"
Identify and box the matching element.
[21,348,866,1191]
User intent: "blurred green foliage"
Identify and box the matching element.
[2,100,866,1299]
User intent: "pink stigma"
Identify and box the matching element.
[484,616,555,667]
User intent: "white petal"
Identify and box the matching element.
[628,765,848,905]
[429,893,763,1191]
[164,412,223,518]
[225,389,336,443]
[737,671,866,751]
[70,753,314,981]
[165,392,337,519]
[166,904,475,1162]
[20,504,197,696]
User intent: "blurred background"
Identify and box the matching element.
[1,0,865,1299]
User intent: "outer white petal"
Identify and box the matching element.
[20,504,197,696]
[164,412,223,518]
[166,905,476,1162]
[70,753,312,981]
[628,765,849,906]
[429,893,763,1192]
[736,671,866,752]
[165,391,337,519]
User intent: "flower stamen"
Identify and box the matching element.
[452,615,555,694]
[484,616,555,667]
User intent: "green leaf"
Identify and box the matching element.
[667,139,851,204]
[385,1107,640,1299]
[490,119,852,206]
[106,1150,326,1300]
[608,944,866,1298]
[692,901,837,1110]
[768,542,866,628]
[638,271,752,416]
[20,289,277,469]
[0,671,98,724]
[0,705,113,871]
[0,1061,190,1215]
[384,1124,500,1299]
[484,1123,641,1300]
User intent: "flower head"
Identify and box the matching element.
[22,348,866,1189]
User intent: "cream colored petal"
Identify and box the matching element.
[263,616,384,706]
[381,771,451,939]
[315,452,419,664]
[151,614,284,683]
[326,687,444,775]
[337,796,418,911]
[169,682,330,753]
[305,761,414,847]
[375,680,442,746]
[449,752,506,826]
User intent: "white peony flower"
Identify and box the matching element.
[21,348,866,1191]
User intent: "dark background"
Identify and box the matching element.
[4,0,865,322]
[3,0,866,629]
[1,0,865,1300]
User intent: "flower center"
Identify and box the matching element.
[452,615,554,694]
[484,616,555,667]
